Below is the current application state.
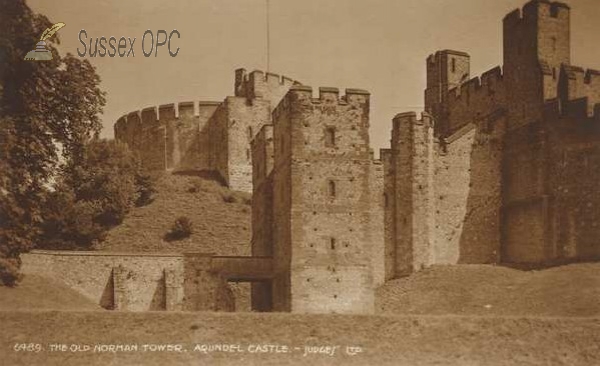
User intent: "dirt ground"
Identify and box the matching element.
[3,175,600,365]
[0,275,100,312]
[1,311,599,366]
[2,263,600,365]
[377,263,600,317]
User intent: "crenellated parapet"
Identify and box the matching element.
[272,85,371,164]
[444,66,506,135]
[114,68,302,192]
[114,100,221,172]
[559,65,600,116]
[235,68,301,110]
[503,0,570,25]
[274,85,370,110]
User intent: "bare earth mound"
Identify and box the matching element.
[98,173,251,255]
[376,263,600,317]
[0,275,100,311]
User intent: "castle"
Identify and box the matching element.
[113,69,300,192]
[384,0,600,277]
[22,0,600,314]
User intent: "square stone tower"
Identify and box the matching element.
[270,85,375,314]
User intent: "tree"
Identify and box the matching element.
[0,0,106,285]
[40,139,155,250]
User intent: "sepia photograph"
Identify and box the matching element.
[1,0,599,365]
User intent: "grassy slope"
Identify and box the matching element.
[98,173,252,255]
[4,175,600,365]
[0,275,100,311]
[97,173,253,310]
[1,311,599,366]
[377,263,600,317]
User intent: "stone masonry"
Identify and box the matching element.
[66,0,600,315]
[114,69,300,192]
[384,0,600,278]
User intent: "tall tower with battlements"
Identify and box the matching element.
[269,85,376,314]
[425,50,471,136]
[503,0,571,129]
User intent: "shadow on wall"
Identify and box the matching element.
[434,113,506,265]
[150,274,166,310]
[458,117,505,264]
[99,275,114,310]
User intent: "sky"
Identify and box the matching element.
[28,0,600,154]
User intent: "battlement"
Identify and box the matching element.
[503,0,571,75]
[392,112,434,130]
[448,66,504,103]
[562,65,600,84]
[284,85,370,105]
[273,85,370,122]
[504,0,570,24]
[425,50,471,97]
[560,65,600,116]
[115,100,222,129]
[553,97,600,120]
[426,50,470,65]
[158,104,176,119]
[435,66,506,134]
[234,68,301,103]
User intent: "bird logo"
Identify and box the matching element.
[24,22,66,61]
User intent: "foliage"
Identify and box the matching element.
[135,173,157,207]
[0,0,106,285]
[0,257,22,287]
[39,140,156,250]
[165,216,193,241]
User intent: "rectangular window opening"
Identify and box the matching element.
[325,127,336,147]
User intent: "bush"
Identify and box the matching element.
[187,180,203,194]
[39,188,106,250]
[221,191,251,205]
[38,139,154,250]
[165,216,193,241]
[136,172,157,206]
[0,257,22,287]
[221,191,237,203]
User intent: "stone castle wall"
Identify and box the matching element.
[92,0,600,314]
[115,69,300,192]
[250,124,275,311]
[385,0,600,277]
[20,251,234,311]
[266,86,379,314]
[20,251,277,312]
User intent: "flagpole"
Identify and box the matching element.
[266,0,270,72]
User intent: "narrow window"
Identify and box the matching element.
[451,58,456,73]
[330,237,336,250]
[325,127,336,147]
[247,126,253,141]
[328,180,336,198]
[246,148,250,161]
[551,37,557,52]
